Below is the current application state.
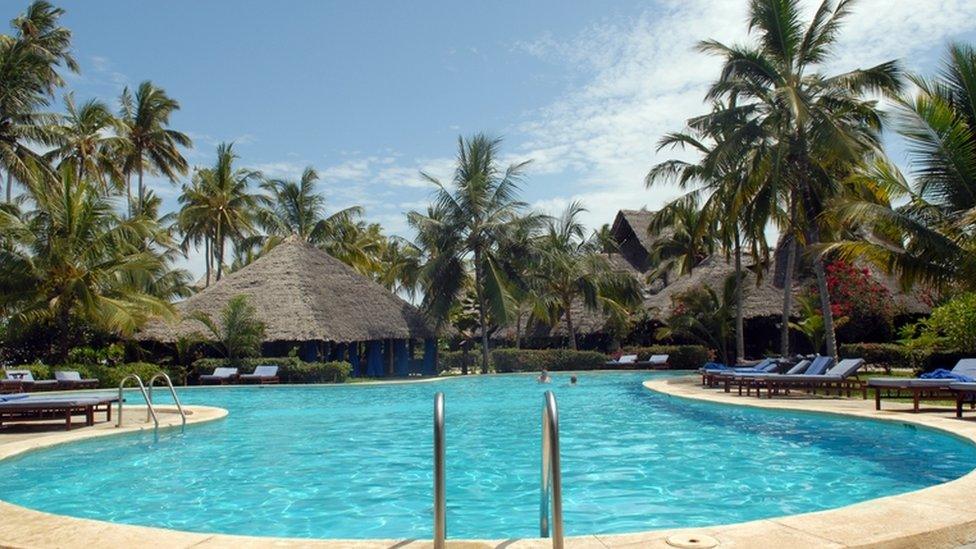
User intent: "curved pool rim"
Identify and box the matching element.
[2,374,976,548]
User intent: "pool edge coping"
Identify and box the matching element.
[0,375,974,547]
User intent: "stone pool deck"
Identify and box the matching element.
[1,376,975,548]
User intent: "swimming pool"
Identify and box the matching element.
[0,371,974,540]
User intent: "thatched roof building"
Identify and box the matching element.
[138,235,437,377]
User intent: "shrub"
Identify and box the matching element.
[66,343,125,366]
[821,261,896,342]
[191,357,351,383]
[439,350,478,373]
[78,362,169,388]
[491,349,607,373]
[620,345,711,370]
[839,343,913,372]
[918,293,976,352]
[5,362,52,381]
[839,343,972,375]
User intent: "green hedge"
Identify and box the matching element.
[620,345,711,370]
[191,357,351,383]
[840,343,972,374]
[491,349,607,373]
[439,350,478,373]
[6,362,172,389]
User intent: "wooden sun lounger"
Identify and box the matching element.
[761,359,866,399]
[868,359,976,412]
[0,394,119,430]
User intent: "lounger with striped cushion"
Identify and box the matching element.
[868,359,976,412]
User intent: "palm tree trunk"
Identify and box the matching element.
[812,246,838,361]
[734,230,745,363]
[780,228,798,358]
[565,299,577,351]
[474,249,490,374]
[125,173,132,217]
[137,163,144,215]
[216,225,224,281]
[204,237,211,287]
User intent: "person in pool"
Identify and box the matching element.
[538,370,551,383]
[570,376,578,385]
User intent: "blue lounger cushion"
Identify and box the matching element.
[0,393,29,402]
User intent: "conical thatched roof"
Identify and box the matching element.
[137,235,435,343]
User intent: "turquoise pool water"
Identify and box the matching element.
[0,372,974,539]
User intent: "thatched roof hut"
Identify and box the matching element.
[138,235,437,377]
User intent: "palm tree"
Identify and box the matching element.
[0,1,77,201]
[533,202,642,350]
[119,81,191,215]
[407,134,531,373]
[648,102,774,363]
[190,294,266,361]
[645,198,717,284]
[826,44,976,290]
[699,0,902,360]
[0,164,175,361]
[177,143,261,282]
[44,93,125,190]
[257,166,374,271]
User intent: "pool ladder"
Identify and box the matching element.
[431,390,563,548]
[116,373,187,432]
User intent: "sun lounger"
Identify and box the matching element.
[3,370,59,392]
[199,367,239,385]
[0,393,119,430]
[605,354,638,366]
[702,358,779,387]
[55,371,99,389]
[647,354,669,369]
[761,358,866,399]
[240,365,279,384]
[725,359,812,396]
[868,359,976,412]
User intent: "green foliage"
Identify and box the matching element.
[903,293,976,352]
[656,277,736,365]
[439,350,477,373]
[189,295,266,361]
[790,293,849,354]
[621,345,711,370]
[491,349,607,373]
[191,357,350,383]
[66,343,125,366]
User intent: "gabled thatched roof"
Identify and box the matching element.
[137,235,435,343]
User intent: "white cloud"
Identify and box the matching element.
[512,0,976,220]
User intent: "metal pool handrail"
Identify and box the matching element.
[540,390,564,547]
[147,372,187,431]
[117,374,158,429]
[434,392,446,549]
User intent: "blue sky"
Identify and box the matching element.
[27,0,976,277]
